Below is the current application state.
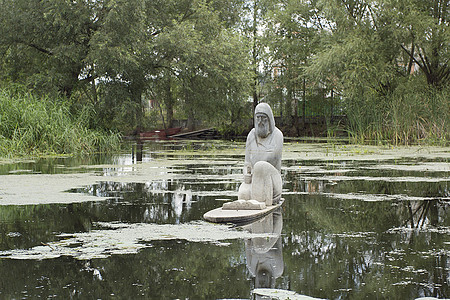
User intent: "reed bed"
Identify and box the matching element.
[0,87,121,157]
[347,84,449,146]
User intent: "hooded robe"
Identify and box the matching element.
[245,103,283,172]
[241,103,283,204]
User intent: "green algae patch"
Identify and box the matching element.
[0,161,173,205]
[369,162,449,172]
[299,175,449,183]
[283,143,450,161]
[252,288,325,300]
[0,173,110,205]
[320,192,449,202]
[0,156,246,205]
[0,221,270,260]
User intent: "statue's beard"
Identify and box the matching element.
[256,122,270,138]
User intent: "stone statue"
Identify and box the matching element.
[223,103,283,210]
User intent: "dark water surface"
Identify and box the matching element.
[0,141,448,299]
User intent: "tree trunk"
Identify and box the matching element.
[187,110,195,131]
[251,0,259,113]
[407,43,415,75]
[294,82,300,136]
[131,83,144,133]
[330,89,334,120]
[285,84,293,126]
[185,87,195,131]
[165,75,174,128]
[279,88,283,122]
[253,87,258,113]
[302,77,306,130]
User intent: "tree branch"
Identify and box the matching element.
[417,47,431,75]
[407,42,415,75]
[27,43,53,56]
[400,44,424,73]
[437,64,449,81]
[367,5,378,30]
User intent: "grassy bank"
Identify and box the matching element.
[0,87,121,157]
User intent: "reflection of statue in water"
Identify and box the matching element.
[224,103,283,210]
[240,209,283,290]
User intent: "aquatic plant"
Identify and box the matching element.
[0,87,121,157]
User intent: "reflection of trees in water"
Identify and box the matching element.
[281,192,449,299]
[0,240,251,299]
[401,200,448,229]
[282,226,378,297]
[72,173,244,223]
[0,203,96,251]
[283,225,449,298]
[271,164,449,297]
[285,174,448,232]
[73,180,196,223]
[131,141,143,162]
[394,181,448,229]
[285,165,449,198]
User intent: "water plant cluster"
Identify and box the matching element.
[0,86,121,157]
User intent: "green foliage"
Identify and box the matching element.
[263,0,323,120]
[149,0,252,130]
[390,81,449,145]
[308,0,449,144]
[0,0,100,96]
[0,0,447,143]
[0,86,121,157]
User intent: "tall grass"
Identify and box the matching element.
[0,87,121,157]
[347,81,449,145]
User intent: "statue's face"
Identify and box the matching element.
[255,113,270,138]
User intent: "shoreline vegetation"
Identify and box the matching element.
[0,85,449,158]
[0,83,448,159]
[0,86,121,158]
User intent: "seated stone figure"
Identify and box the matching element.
[231,103,283,208]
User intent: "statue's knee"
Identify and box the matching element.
[238,182,252,200]
[253,161,272,175]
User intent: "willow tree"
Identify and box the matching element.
[0,0,103,97]
[151,0,251,131]
[85,0,162,132]
[390,0,449,88]
[307,0,449,144]
[0,0,251,133]
[263,0,324,131]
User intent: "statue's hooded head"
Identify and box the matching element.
[254,102,275,140]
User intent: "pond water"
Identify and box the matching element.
[0,141,448,299]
